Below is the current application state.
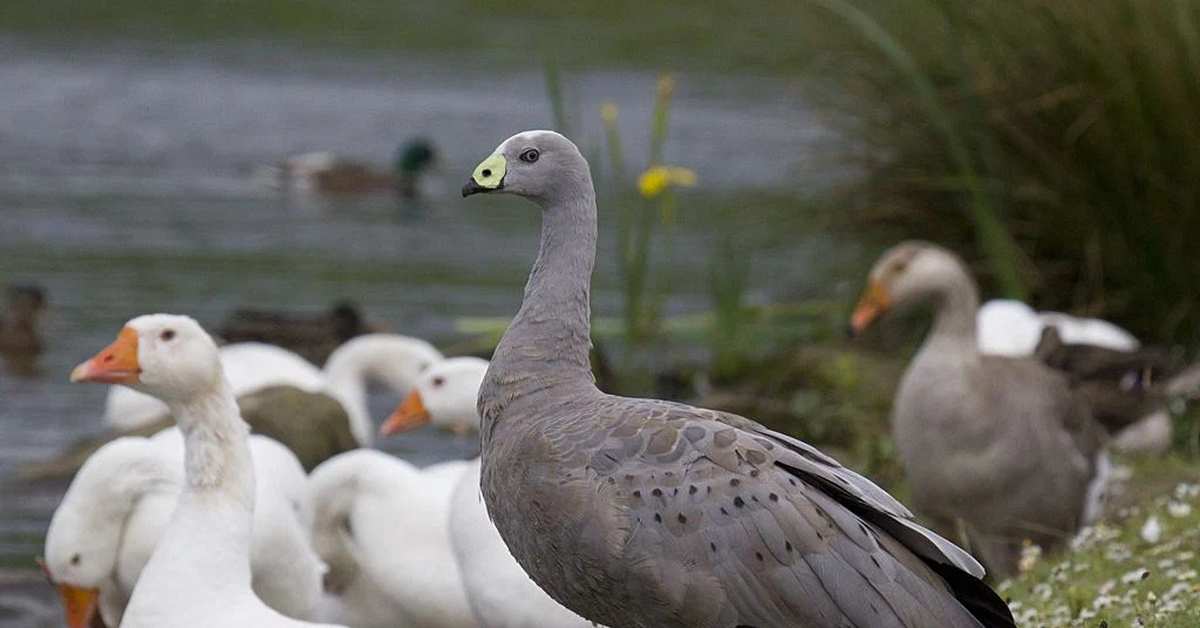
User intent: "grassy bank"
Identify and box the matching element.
[1001,457,1200,627]
[800,0,1200,352]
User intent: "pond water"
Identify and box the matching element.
[0,34,857,624]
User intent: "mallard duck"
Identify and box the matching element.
[1,284,46,374]
[278,139,437,198]
[217,300,389,366]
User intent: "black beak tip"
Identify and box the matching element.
[845,323,857,339]
[463,177,503,198]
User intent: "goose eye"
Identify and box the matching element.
[160,329,176,342]
[890,260,908,275]
[519,148,540,163]
[70,553,81,566]
[432,376,445,388]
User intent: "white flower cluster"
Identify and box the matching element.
[1002,483,1200,627]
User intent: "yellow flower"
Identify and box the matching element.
[656,75,675,98]
[600,102,618,124]
[637,166,697,198]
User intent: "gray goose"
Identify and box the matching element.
[850,241,1109,578]
[461,130,1014,628]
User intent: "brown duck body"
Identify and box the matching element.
[218,301,382,366]
[469,131,1013,628]
[0,284,46,375]
[18,385,357,481]
[1034,325,1180,436]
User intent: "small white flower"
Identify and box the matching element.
[1018,542,1043,573]
[1121,568,1151,584]
[1168,500,1192,517]
[1140,516,1163,543]
[1107,544,1134,561]
[1164,582,1192,598]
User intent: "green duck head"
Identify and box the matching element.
[394,139,437,177]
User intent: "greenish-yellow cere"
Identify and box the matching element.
[472,154,507,189]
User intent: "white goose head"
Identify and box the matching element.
[378,357,488,437]
[72,314,222,403]
[41,437,182,628]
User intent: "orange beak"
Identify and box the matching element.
[850,279,893,334]
[37,557,100,628]
[379,390,430,437]
[58,583,100,628]
[71,327,141,384]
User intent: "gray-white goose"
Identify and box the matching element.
[461,130,1015,628]
[851,241,1109,578]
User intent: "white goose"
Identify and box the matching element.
[41,437,182,628]
[105,334,445,447]
[976,299,1139,355]
[68,314,346,628]
[380,358,596,628]
[307,450,476,628]
[43,429,324,627]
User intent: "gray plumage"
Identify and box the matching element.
[855,241,1108,578]
[462,131,1015,628]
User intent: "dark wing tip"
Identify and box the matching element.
[927,560,1016,628]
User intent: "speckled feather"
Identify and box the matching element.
[482,394,1012,628]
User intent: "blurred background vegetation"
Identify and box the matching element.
[2,1,1199,621]
[4,0,1197,515]
[13,0,1192,349]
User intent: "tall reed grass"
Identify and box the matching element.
[807,0,1200,351]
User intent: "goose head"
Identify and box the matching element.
[461,130,589,206]
[378,357,488,437]
[71,314,222,403]
[850,241,973,333]
[324,334,443,394]
[42,437,182,628]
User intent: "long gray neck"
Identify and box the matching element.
[486,183,599,405]
[923,271,980,353]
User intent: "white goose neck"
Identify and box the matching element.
[322,335,443,445]
[150,377,255,591]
